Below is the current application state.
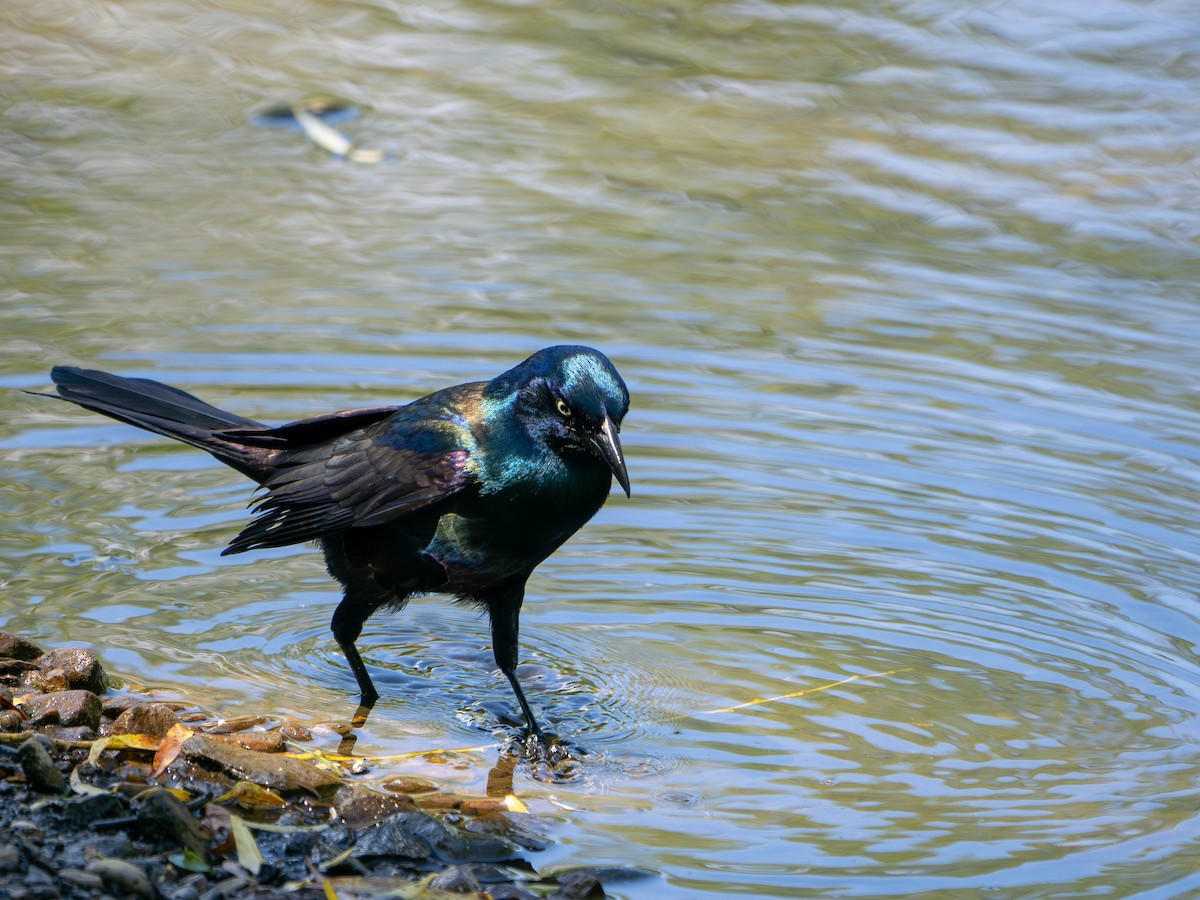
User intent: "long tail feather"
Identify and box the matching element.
[48,366,272,479]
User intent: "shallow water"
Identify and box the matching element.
[5,0,1200,895]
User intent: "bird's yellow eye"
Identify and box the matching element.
[555,398,571,418]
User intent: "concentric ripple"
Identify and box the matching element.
[4,0,1200,896]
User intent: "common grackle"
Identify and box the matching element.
[44,346,630,738]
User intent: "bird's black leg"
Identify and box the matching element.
[488,583,543,738]
[331,591,381,708]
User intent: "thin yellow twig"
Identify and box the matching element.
[704,668,909,715]
[315,743,500,763]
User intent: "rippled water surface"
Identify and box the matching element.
[4,0,1200,896]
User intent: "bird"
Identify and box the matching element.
[42,346,630,739]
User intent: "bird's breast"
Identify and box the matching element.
[424,462,611,590]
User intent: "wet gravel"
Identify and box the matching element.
[0,632,627,900]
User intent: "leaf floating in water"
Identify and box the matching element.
[504,794,529,813]
[292,104,385,164]
[250,97,359,129]
[250,97,384,164]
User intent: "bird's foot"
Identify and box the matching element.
[512,727,587,771]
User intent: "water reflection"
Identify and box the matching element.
[4,0,1200,895]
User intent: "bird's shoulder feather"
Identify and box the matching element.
[222,384,483,555]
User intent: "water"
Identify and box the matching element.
[4,0,1200,895]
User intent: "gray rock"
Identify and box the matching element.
[85,858,155,900]
[64,792,129,828]
[23,691,102,730]
[0,843,20,874]
[335,787,417,830]
[0,710,26,732]
[549,871,607,900]
[488,886,541,900]
[0,659,38,677]
[136,788,209,861]
[58,868,104,891]
[36,648,108,694]
[353,810,519,865]
[84,834,134,859]
[48,726,95,742]
[111,702,180,738]
[181,734,342,795]
[428,865,481,893]
[15,738,66,794]
[0,633,43,662]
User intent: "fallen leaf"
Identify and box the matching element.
[167,848,210,873]
[87,737,112,767]
[69,764,112,798]
[152,723,194,778]
[229,813,264,876]
[0,694,29,721]
[216,781,288,811]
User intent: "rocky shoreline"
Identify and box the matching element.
[0,632,619,900]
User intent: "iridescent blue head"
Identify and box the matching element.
[487,345,631,496]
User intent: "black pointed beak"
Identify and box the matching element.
[594,414,630,497]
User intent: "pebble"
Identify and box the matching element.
[85,858,156,899]
[208,714,268,734]
[0,659,38,676]
[23,690,102,730]
[489,886,542,900]
[550,871,607,899]
[336,787,417,829]
[203,731,282,753]
[0,843,20,873]
[280,719,312,742]
[383,775,439,794]
[58,868,104,891]
[353,810,520,865]
[111,702,181,738]
[429,864,481,893]
[34,647,108,694]
[15,738,66,794]
[181,734,342,794]
[0,710,26,732]
[136,788,210,860]
[0,632,43,661]
[64,793,129,828]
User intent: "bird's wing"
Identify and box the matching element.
[221,399,475,555]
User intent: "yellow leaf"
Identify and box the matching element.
[229,813,264,876]
[216,781,288,811]
[504,794,528,813]
[151,723,194,778]
[87,737,111,767]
